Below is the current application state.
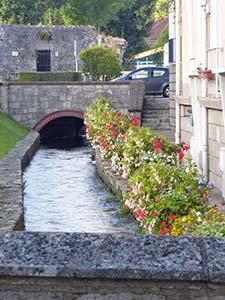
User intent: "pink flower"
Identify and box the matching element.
[106,123,112,131]
[153,211,158,217]
[154,147,160,153]
[183,144,190,151]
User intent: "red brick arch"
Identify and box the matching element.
[34,110,84,132]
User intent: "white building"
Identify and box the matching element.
[170,0,225,197]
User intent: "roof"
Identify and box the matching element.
[149,18,168,42]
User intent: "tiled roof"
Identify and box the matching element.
[149,18,168,41]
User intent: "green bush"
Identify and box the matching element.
[18,71,82,82]
[80,45,122,81]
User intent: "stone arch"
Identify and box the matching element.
[34,110,84,132]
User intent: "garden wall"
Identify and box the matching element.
[0,131,39,231]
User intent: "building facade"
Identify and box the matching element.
[0,25,126,81]
[170,0,225,197]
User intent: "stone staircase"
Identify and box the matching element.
[141,96,171,130]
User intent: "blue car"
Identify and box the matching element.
[112,66,169,97]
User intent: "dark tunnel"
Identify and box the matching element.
[39,116,86,146]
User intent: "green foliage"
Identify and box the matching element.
[80,46,122,81]
[19,71,82,82]
[103,0,154,63]
[0,112,29,159]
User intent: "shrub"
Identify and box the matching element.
[80,45,122,81]
[19,71,82,82]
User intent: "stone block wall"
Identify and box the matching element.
[208,108,225,191]
[0,25,126,81]
[0,82,144,130]
[0,131,39,231]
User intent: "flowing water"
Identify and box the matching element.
[23,144,138,233]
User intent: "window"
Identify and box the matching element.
[152,69,165,77]
[132,69,149,79]
[36,50,51,72]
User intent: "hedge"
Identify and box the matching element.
[18,71,82,82]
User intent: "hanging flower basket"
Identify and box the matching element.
[198,69,215,80]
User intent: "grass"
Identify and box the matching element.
[0,112,29,159]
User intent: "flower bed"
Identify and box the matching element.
[84,98,224,236]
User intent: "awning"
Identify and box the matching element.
[130,46,164,61]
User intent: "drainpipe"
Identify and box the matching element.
[200,0,208,177]
[175,0,181,144]
[219,73,225,198]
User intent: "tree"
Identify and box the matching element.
[80,46,122,81]
[103,0,154,64]
[60,0,134,31]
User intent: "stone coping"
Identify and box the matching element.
[0,81,134,86]
[0,231,224,283]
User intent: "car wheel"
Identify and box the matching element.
[163,85,169,97]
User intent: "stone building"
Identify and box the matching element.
[170,0,225,197]
[0,25,127,81]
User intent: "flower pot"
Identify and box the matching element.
[198,69,214,80]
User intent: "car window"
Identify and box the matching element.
[152,69,166,77]
[131,69,149,79]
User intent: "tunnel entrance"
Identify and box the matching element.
[39,116,86,146]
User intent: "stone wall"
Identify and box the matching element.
[0,155,225,298]
[208,108,225,191]
[0,25,126,81]
[0,81,144,130]
[0,131,39,231]
[0,25,127,80]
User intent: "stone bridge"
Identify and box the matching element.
[0,81,144,141]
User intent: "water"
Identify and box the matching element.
[23,145,138,233]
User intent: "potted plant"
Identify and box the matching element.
[197,67,215,80]
[39,30,52,41]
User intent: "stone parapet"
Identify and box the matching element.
[0,131,39,231]
[0,81,144,129]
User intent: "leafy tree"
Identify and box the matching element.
[60,0,134,31]
[103,0,154,64]
[0,0,44,24]
[80,46,122,81]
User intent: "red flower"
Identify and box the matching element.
[112,129,119,137]
[160,229,167,235]
[178,151,184,160]
[154,147,160,153]
[183,144,190,151]
[134,209,147,220]
[132,117,139,126]
[129,187,133,192]
[104,113,109,118]
[153,140,161,148]
[124,204,129,209]
[122,135,126,140]
[161,221,167,227]
[168,215,175,221]
[153,211,158,217]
